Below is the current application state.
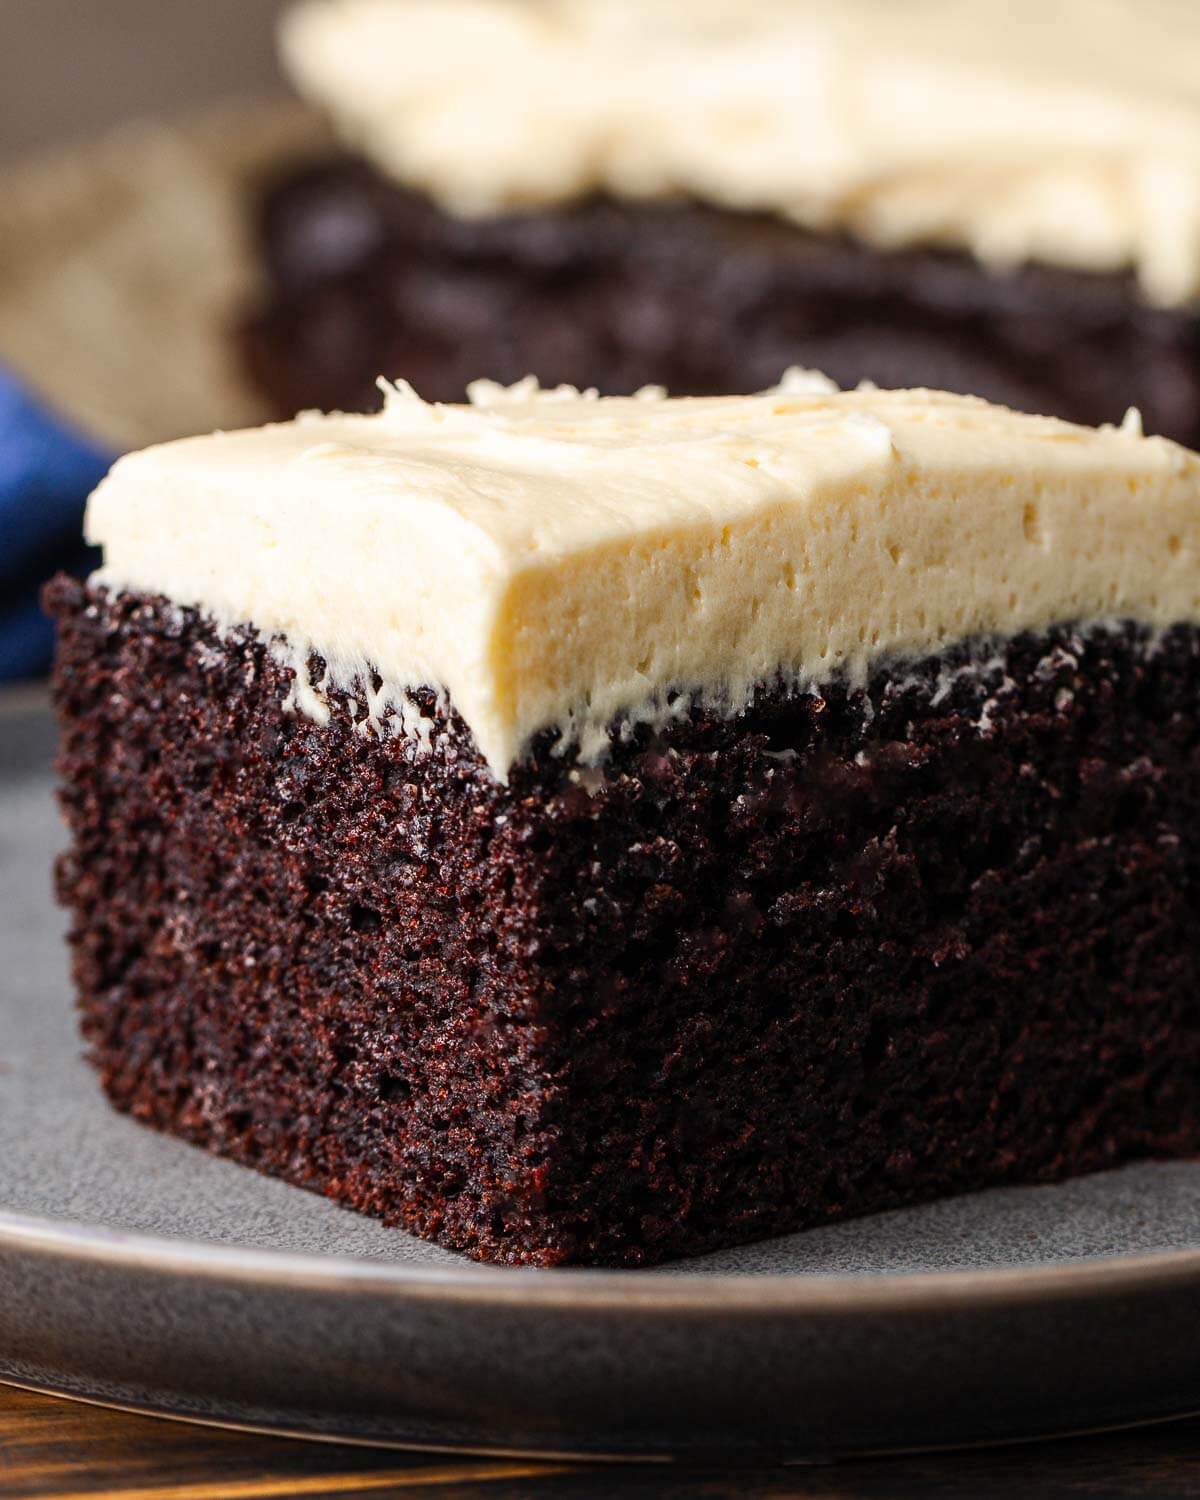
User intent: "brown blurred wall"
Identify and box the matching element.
[0,0,290,161]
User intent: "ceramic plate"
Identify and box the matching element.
[4,687,1200,1460]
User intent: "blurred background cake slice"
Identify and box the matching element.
[241,0,1200,441]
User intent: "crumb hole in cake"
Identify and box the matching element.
[1168,534,1183,557]
[862,1014,890,1068]
[350,903,382,934]
[830,908,856,940]
[377,1072,410,1103]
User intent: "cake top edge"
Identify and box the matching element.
[92,373,1197,527]
[279,0,1200,306]
[85,370,1200,779]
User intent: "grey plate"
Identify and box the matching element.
[5,688,1200,1461]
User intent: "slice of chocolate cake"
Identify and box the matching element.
[47,374,1200,1267]
[241,0,1200,443]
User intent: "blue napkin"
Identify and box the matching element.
[0,370,113,681]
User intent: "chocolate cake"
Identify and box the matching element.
[242,0,1200,442]
[47,376,1200,1267]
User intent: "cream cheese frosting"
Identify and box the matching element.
[87,374,1200,779]
[280,0,1200,307]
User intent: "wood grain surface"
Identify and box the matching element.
[6,1384,1200,1500]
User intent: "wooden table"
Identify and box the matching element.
[6,1384,1200,1499]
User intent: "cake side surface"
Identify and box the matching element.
[83,379,1200,777]
[539,621,1200,1261]
[45,577,575,1264]
[46,578,1200,1265]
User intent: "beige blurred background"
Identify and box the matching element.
[0,0,330,448]
[0,0,289,160]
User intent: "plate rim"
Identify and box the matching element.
[6,1205,1200,1312]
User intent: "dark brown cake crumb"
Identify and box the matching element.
[240,157,1200,447]
[44,576,1200,1266]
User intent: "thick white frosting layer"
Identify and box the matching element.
[280,0,1200,306]
[88,375,1200,778]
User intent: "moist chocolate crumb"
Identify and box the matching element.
[44,575,1200,1266]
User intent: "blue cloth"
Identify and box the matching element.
[0,370,112,681]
